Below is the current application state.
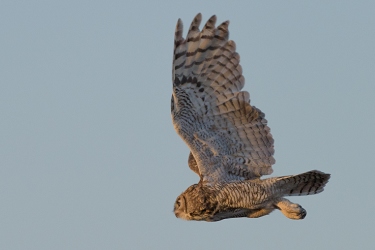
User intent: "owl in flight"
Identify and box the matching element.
[171,14,330,221]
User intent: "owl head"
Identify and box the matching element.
[174,183,217,221]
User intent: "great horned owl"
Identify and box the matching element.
[171,14,330,222]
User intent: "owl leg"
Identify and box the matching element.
[275,198,306,220]
[247,208,274,218]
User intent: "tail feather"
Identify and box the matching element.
[276,170,330,196]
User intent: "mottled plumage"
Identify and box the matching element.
[171,14,330,221]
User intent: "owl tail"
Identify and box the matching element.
[276,170,331,196]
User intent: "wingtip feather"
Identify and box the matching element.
[175,18,184,41]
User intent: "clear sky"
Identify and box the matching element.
[1,1,374,249]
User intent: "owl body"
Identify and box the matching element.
[171,14,330,221]
[174,171,329,221]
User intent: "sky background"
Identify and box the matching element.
[1,1,374,249]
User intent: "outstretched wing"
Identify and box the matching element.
[171,14,275,183]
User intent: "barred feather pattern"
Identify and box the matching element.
[174,170,330,221]
[272,170,331,196]
[172,14,331,222]
[172,13,275,182]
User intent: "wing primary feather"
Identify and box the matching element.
[172,14,275,183]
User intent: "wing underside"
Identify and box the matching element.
[172,14,275,183]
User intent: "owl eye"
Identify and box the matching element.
[176,198,181,207]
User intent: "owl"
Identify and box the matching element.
[171,14,330,221]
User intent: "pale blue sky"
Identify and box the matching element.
[1,1,374,249]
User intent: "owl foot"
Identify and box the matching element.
[276,198,306,220]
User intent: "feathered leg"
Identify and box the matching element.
[247,207,275,218]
